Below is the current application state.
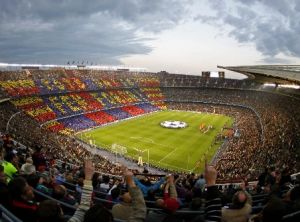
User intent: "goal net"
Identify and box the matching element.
[111,143,128,156]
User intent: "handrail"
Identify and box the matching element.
[33,189,77,211]
[93,196,118,205]
[251,193,269,200]
[55,160,123,179]
[0,204,23,222]
[146,207,205,215]
[283,209,300,220]
[0,98,10,103]
[6,110,23,133]
[114,219,126,222]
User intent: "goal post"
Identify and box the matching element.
[133,147,150,167]
[111,144,150,166]
[111,143,127,156]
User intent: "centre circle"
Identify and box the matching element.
[160,120,188,129]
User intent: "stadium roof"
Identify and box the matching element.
[218,65,300,85]
[0,63,147,72]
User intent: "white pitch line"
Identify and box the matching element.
[131,136,219,172]
[130,137,173,148]
[130,136,154,143]
[130,137,179,164]
[158,146,179,163]
[157,161,190,171]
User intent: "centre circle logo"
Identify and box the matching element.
[160,120,188,129]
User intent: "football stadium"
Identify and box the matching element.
[1,1,300,221]
[0,66,300,221]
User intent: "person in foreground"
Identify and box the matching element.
[83,165,147,222]
[203,161,222,222]
[190,160,223,222]
[145,174,180,222]
[221,190,252,222]
[37,159,95,222]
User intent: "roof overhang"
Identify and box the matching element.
[218,65,300,85]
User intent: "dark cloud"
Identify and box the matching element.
[0,0,190,64]
[197,0,300,63]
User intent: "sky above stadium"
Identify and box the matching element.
[1,0,300,78]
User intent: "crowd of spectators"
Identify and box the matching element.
[0,68,300,221]
[0,69,265,100]
[167,102,262,181]
[163,87,300,181]
[0,102,123,176]
[1,132,300,221]
[158,72,261,89]
[0,69,163,97]
[2,72,165,134]
[0,70,299,180]
[10,89,153,121]
[0,70,299,170]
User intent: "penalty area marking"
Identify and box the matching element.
[130,137,174,150]
[130,137,179,165]
[158,146,179,163]
[130,136,154,143]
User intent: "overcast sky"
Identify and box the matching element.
[1,0,300,78]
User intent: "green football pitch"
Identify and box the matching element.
[78,110,233,172]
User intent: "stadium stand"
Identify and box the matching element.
[0,69,300,221]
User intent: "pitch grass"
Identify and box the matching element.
[78,110,233,173]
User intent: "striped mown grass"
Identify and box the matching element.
[78,110,233,173]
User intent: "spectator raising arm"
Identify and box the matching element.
[68,159,94,222]
[123,166,147,222]
[204,161,222,222]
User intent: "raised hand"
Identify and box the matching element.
[84,159,95,180]
[204,160,217,186]
[121,165,135,187]
[167,174,174,184]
